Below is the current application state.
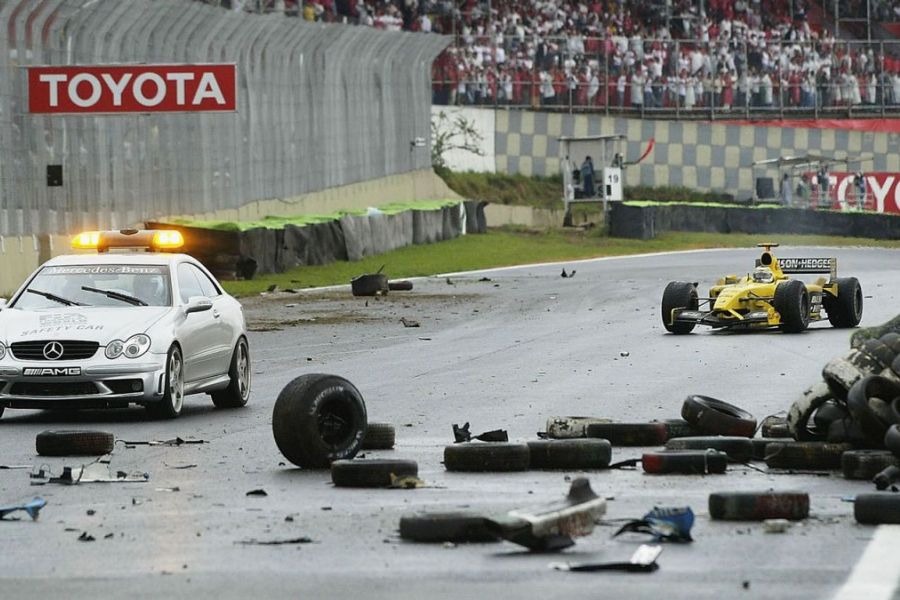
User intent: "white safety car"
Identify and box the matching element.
[0,229,250,419]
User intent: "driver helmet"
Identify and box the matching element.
[752,266,774,283]
[134,275,166,305]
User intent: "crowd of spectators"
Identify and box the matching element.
[197,0,900,111]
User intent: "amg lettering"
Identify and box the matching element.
[23,367,82,376]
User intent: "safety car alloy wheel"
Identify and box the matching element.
[211,338,251,409]
[149,346,184,419]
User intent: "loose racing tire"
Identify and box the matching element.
[854,493,900,524]
[584,422,668,446]
[708,491,809,521]
[760,416,792,438]
[443,442,530,472]
[750,438,786,461]
[545,416,612,439]
[147,346,185,419]
[885,424,900,458]
[361,422,396,450]
[847,375,900,446]
[661,281,699,334]
[330,458,417,488]
[526,439,612,470]
[824,277,863,328]
[399,512,499,543]
[641,450,729,474]
[681,395,757,438]
[787,382,836,441]
[35,430,115,456]
[211,337,251,409]
[841,450,899,480]
[774,279,810,333]
[272,374,367,469]
[764,441,853,470]
[664,436,754,463]
[661,419,702,440]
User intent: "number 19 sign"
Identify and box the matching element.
[28,64,236,114]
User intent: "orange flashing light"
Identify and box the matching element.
[72,231,101,249]
[70,229,185,252]
[151,230,184,249]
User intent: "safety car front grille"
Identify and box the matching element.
[10,340,99,360]
[9,381,99,396]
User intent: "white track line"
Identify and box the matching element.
[833,525,900,600]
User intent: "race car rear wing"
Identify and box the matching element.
[769,257,837,279]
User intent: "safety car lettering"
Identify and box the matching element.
[23,367,82,376]
[42,265,166,275]
[19,325,104,336]
[778,258,835,273]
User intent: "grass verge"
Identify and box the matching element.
[221,227,900,297]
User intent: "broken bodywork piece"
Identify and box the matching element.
[30,455,148,485]
[0,497,46,521]
[550,545,662,573]
[452,423,509,443]
[485,478,607,552]
[120,437,207,447]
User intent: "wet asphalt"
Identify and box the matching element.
[1,245,899,599]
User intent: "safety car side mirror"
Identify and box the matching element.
[184,296,213,315]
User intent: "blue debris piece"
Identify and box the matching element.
[614,506,694,543]
[0,497,47,521]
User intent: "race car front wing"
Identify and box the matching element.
[672,308,773,329]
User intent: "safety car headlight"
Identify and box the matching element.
[0,342,6,360]
[105,340,125,359]
[123,334,151,359]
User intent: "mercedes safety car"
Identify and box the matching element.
[0,229,250,419]
[661,243,863,334]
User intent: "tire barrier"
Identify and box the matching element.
[608,203,900,241]
[147,203,465,279]
[708,491,809,521]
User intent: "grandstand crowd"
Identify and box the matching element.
[200,0,900,111]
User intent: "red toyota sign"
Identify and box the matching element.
[28,64,236,114]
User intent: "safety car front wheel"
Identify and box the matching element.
[211,337,251,409]
[824,277,863,328]
[661,281,698,334]
[774,280,810,333]
[148,346,185,419]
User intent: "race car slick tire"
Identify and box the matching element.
[847,375,900,446]
[526,439,612,470]
[787,382,836,441]
[774,279,810,333]
[841,450,899,480]
[681,395,757,438]
[665,436,754,463]
[272,374,367,469]
[584,422,668,446]
[854,493,900,524]
[764,441,853,470]
[361,422,396,450]
[148,345,185,419]
[661,281,698,334]
[211,337,251,409]
[709,491,809,521]
[443,442,530,472]
[35,430,115,456]
[330,458,417,488]
[399,512,499,543]
[824,277,863,328]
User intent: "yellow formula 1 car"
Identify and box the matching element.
[661,243,863,334]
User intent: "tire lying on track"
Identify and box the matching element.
[760,416,792,439]
[764,441,852,470]
[842,450,899,480]
[331,458,417,488]
[709,491,809,521]
[750,438,787,461]
[774,279,810,333]
[847,375,900,446]
[361,422,396,450]
[527,439,612,470]
[272,374,367,469]
[544,416,612,439]
[823,277,863,328]
[885,424,900,458]
[443,442,530,472]
[642,450,729,474]
[584,422,668,446]
[665,436,753,463]
[35,430,115,456]
[660,419,702,440]
[681,395,757,438]
[854,493,900,525]
[399,512,499,543]
[787,382,837,441]
[661,281,699,335]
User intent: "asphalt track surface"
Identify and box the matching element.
[1,246,899,599]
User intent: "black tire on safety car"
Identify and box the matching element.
[272,374,367,469]
[774,279,810,333]
[661,281,698,334]
[824,277,863,328]
[147,345,185,419]
[211,337,251,409]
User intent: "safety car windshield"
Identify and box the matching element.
[12,265,172,309]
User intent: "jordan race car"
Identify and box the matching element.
[661,243,863,334]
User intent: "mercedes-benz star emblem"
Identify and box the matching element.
[42,341,64,361]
